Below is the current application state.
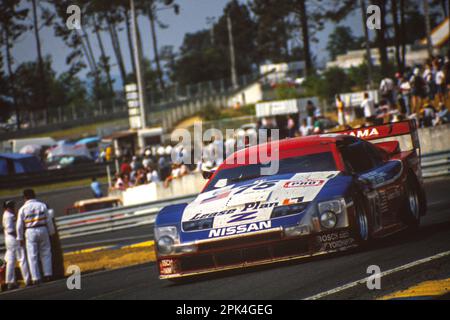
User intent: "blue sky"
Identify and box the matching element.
[10,0,364,81]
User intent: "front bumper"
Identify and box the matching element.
[157,227,356,279]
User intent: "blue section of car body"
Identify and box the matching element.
[156,203,188,227]
[358,160,403,186]
[313,174,353,202]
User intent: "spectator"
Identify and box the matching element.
[299,118,312,137]
[423,62,436,101]
[380,76,395,105]
[313,116,325,134]
[146,164,161,183]
[398,75,412,115]
[335,95,346,126]
[306,100,316,127]
[410,68,426,115]
[130,156,141,171]
[142,149,153,169]
[120,157,132,176]
[287,115,296,138]
[421,103,436,128]
[435,66,446,104]
[90,177,103,198]
[105,145,113,162]
[360,92,376,124]
[436,103,450,124]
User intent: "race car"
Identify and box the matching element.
[154,120,426,279]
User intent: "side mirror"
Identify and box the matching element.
[202,170,215,180]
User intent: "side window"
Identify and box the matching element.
[363,142,384,167]
[0,158,8,176]
[340,141,375,174]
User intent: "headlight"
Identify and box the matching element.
[182,218,214,232]
[318,199,345,215]
[319,211,337,229]
[271,202,309,219]
[317,198,346,230]
[155,226,179,255]
[157,236,175,255]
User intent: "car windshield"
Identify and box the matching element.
[204,152,336,192]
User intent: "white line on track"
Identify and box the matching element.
[303,250,450,300]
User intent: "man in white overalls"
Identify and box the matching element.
[16,189,55,285]
[2,200,31,290]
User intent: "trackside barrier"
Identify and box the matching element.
[0,194,197,253]
[1,151,449,252]
[421,150,450,178]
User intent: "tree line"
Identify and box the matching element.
[0,0,448,128]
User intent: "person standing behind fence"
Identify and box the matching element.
[306,100,316,127]
[335,95,346,126]
[360,92,376,125]
[410,68,426,115]
[16,189,55,285]
[2,201,31,290]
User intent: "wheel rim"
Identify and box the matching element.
[358,208,369,241]
[408,187,420,220]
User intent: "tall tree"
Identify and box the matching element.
[250,0,292,63]
[29,0,50,122]
[295,0,313,76]
[0,0,29,129]
[326,26,363,60]
[391,0,403,72]
[373,0,389,77]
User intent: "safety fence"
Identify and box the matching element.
[421,150,450,178]
[0,194,196,252]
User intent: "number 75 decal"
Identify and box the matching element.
[234,181,279,195]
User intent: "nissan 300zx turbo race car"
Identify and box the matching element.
[154,120,426,279]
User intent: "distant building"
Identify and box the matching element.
[326,45,432,70]
[259,61,306,84]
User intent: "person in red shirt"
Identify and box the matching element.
[120,157,132,176]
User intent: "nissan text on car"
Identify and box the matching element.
[154,120,426,280]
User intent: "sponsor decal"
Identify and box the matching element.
[241,201,278,212]
[342,128,380,139]
[208,221,272,238]
[228,211,258,223]
[282,197,304,205]
[283,180,324,188]
[190,208,237,221]
[316,230,354,251]
[201,190,231,204]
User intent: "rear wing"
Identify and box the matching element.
[330,120,421,157]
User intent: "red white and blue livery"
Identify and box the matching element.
[155,120,426,279]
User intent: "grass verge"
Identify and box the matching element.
[63,244,156,274]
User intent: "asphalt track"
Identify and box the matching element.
[1,177,450,300]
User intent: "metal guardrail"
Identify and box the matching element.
[0,194,196,253]
[55,194,196,239]
[421,150,450,178]
[1,150,449,252]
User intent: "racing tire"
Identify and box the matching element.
[401,174,421,229]
[353,197,372,246]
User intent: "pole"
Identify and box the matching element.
[227,13,238,89]
[423,0,433,59]
[360,0,374,89]
[130,0,147,129]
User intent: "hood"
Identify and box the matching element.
[182,171,340,230]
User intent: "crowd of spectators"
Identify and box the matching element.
[337,55,450,128]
